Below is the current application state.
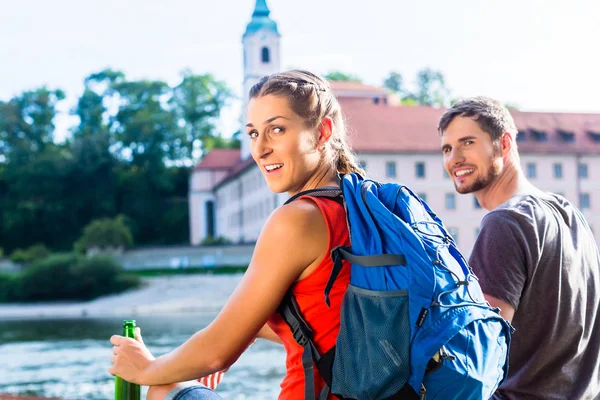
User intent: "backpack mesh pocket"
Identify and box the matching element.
[331,284,411,400]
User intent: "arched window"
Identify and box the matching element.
[261,47,270,63]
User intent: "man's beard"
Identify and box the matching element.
[454,161,500,194]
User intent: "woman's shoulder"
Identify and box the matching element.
[266,198,328,238]
[252,199,329,275]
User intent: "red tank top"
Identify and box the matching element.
[267,196,351,400]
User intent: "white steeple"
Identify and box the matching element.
[240,0,281,160]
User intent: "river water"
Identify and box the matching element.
[0,277,287,399]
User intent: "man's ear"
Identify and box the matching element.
[501,131,513,157]
[317,117,333,146]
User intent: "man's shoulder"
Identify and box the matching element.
[482,199,530,228]
[487,193,567,227]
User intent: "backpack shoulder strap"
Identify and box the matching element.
[284,186,343,205]
[279,185,344,400]
[278,291,323,400]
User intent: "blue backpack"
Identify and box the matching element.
[279,173,513,400]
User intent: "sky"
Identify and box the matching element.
[1,0,599,142]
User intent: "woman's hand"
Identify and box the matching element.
[108,327,155,384]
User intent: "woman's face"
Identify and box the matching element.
[246,94,325,196]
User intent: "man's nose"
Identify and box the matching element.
[448,148,465,164]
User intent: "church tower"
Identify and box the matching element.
[241,0,281,159]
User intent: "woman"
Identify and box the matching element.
[109,70,364,399]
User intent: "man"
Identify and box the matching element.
[438,96,600,400]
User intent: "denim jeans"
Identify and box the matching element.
[164,382,223,400]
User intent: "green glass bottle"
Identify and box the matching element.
[115,320,141,400]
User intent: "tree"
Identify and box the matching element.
[324,71,362,82]
[0,87,65,164]
[74,215,133,254]
[9,244,50,265]
[414,68,450,107]
[171,70,232,159]
[383,71,404,95]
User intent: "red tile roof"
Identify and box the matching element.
[338,99,600,154]
[195,101,600,184]
[340,100,445,153]
[215,156,256,188]
[330,81,389,98]
[194,149,241,170]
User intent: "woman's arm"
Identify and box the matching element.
[257,323,283,344]
[109,199,328,385]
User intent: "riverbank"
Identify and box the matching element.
[0,396,60,400]
[0,274,243,320]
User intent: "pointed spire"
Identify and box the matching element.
[244,0,279,37]
[252,0,270,18]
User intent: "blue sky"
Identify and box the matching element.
[1,0,599,141]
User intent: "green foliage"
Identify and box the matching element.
[0,68,234,254]
[414,67,450,107]
[4,252,141,302]
[383,71,404,94]
[74,215,133,253]
[0,273,17,302]
[0,86,66,163]
[9,244,51,265]
[384,68,451,107]
[0,248,3,258]
[200,236,232,246]
[324,71,362,82]
[171,70,232,158]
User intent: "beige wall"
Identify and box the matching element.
[191,152,600,257]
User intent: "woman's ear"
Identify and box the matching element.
[317,117,333,146]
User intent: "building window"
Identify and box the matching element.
[445,193,456,210]
[415,162,426,178]
[359,160,367,170]
[558,130,575,142]
[580,193,590,210]
[448,227,459,244]
[588,131,600,142]
[579,163,588,179]
[553,163,563,179]
[386,161,396,178]
[474,196,482,209]
[531,129,547,142]
[261,47,270,63]
[205,201,215,237]
[526,163,536,179]
[443,168,450,179]
[418,193,427,203]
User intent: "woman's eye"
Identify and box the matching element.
[272,127,284,134]
[248,130,258,139]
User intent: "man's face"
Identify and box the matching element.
[441,116,503,194]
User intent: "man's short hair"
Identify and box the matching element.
[438,96,518,142]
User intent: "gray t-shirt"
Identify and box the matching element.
[470,194,600,400]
